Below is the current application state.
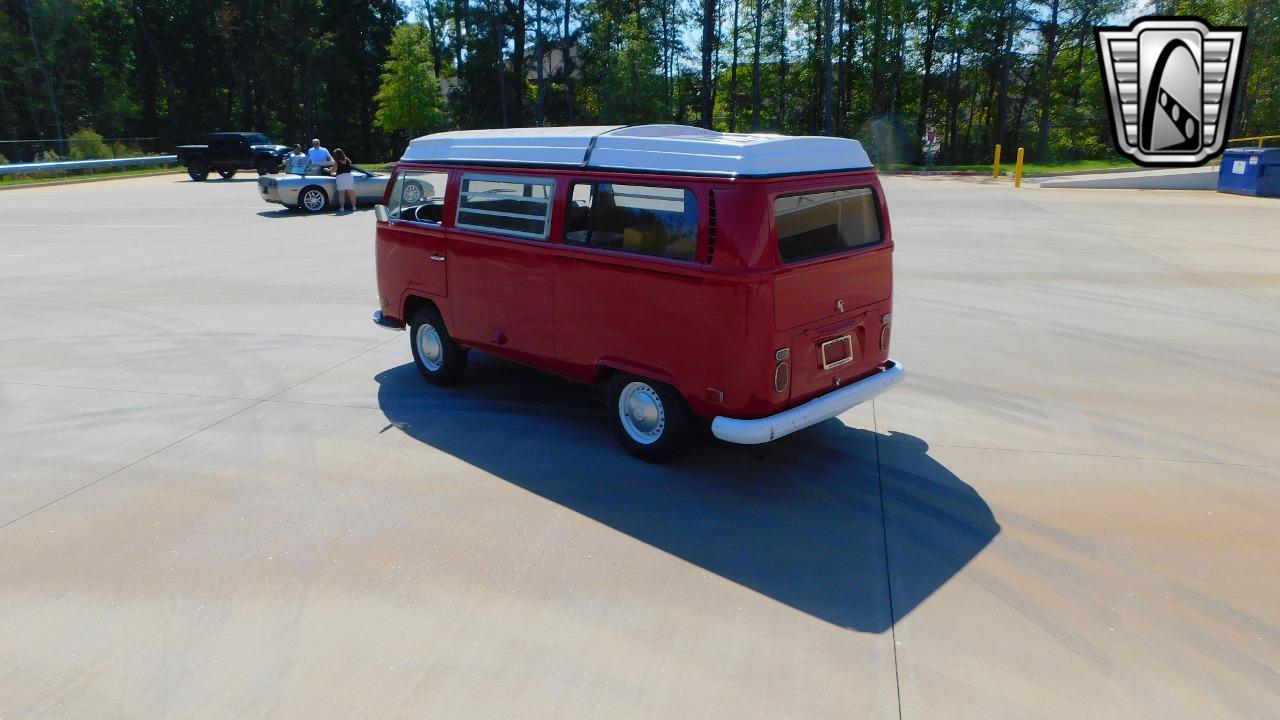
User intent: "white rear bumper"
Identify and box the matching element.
[710,361,904,444]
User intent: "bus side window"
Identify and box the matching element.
[397,171,449,225]
[386,173,406,220]
[564,183,594,244]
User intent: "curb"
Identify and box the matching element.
[0,168,185,191]
[1024,165,1203,178]
[884,166,1141,178]
[881,170,987,176]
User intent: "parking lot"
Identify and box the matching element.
[2,173,1278,718]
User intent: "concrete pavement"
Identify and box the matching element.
[1,174,1277,718]
[1035,165,1220,189]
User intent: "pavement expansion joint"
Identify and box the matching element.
[873,399,906,720]
[0,400,258,532]
[916,441,1280,470]
[0,378,259,402]
[0,335,400,531]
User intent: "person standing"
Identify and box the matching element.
[285,144,305,172]
[332,148,356,213]
[307,138,334,168]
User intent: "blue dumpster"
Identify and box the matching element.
[1217,147,1280,197]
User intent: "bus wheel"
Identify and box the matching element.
[609,374,690,461]
[409,307,468,385]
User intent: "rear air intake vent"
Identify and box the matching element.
[706,190,717,264]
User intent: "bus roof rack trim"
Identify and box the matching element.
[401,124,873,177]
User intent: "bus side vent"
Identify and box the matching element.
[706,190,717,264]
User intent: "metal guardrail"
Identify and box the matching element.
[0,155,179,176]
[1227,134,1280,147]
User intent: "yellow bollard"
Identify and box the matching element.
[1014,147,1025,188]
[993,144,1002,178]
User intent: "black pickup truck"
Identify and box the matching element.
[175,132,292,181]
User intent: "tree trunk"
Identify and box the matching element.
[835,0,846,134]
[1230,0,1256,137]
[21,0,64,154]
[713,0,723,122]
[916,0,943,160]
[423,1,442,78]
[870,0,883,114]
[510,0,526,123]
[1071,10,1090,108]
[965,77,984,156]
[535,0,545,124]
[996,0,1018,146]
[358,24,372,159]
[701,0,717,127]
[662,0,673,118]
[1036,0,1060,160]
[1242,10,1269,133]
[131,8,159,141]
[821,0,833,134]
[1011,66,1032,140]
[888,7,903,120]
[842,0,858,131]
[564,0,575,122]
[750,0,763,129]
[947,45,962,161]
[454,0,465,70]
[728,0,740,131]
[495,0,508,127]
[775,0,787,130]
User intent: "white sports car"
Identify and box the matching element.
[257,156,394,212]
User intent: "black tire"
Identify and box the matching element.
[256,158,278,176]
[608,374,691,462]
[409,307,468,386]
[298,185,329,213]
[187,161,209,181]
[217,169,237,180]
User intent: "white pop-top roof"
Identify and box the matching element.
[401,124,873,177]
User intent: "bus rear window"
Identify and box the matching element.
[774,187,882,263]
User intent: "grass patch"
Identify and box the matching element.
[0,164,185,188]
[886,158,1136,175]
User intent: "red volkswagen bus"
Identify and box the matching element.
[372,125,902,460]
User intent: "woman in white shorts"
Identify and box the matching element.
[332,148,356,213]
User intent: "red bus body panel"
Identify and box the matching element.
[374,164,893,422]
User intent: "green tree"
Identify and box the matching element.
[67,128,110,159]
[2,0,1277,166]
[374,23,449,136]
[589,8,666,123]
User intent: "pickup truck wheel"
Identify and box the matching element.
[256,159,277,176]
[409,307,467,385]
[217,169,237,179]
[609,374,691,462]
[299,186,329,213]
[187,161,209,181]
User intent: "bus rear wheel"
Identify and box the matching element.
[608,374,691,461]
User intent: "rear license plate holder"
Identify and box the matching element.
[820,335,854,370]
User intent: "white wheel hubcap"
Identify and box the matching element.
[618,381,665,445]
[403,183,423,203]
[416,323,444,372]
[303,190,325,211]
